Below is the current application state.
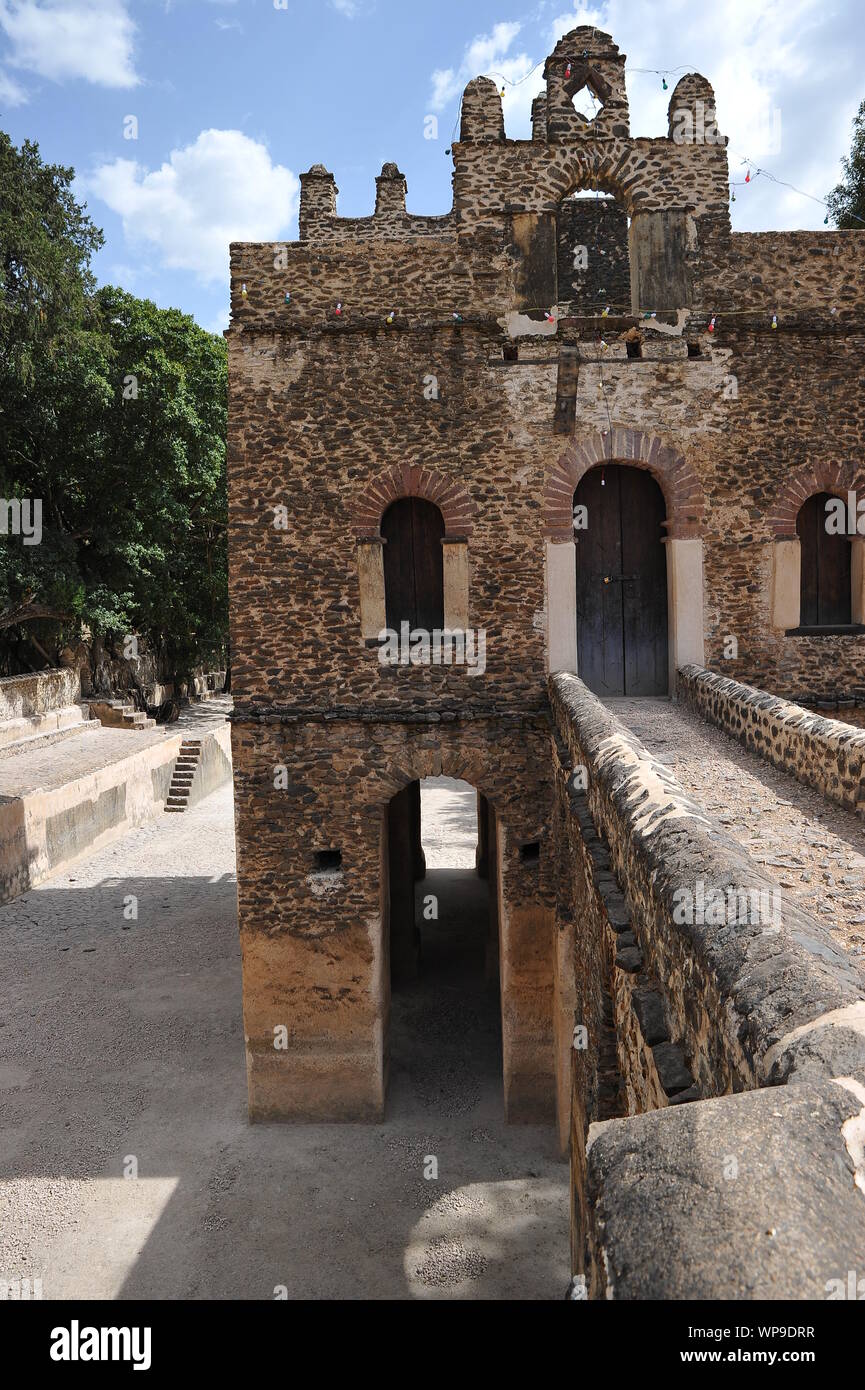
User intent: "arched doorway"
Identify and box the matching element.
[574,464,668,695]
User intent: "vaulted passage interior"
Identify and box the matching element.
[574,464,668,696]
[385,777,501,1112]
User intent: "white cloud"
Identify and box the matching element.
[0,0,138,89]
[205,307,230,336]
[86,129,299,286]
[0,63,27,103]
[331,0,359,16]
[430,20,544,133]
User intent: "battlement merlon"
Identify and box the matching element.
[225,25,865,332]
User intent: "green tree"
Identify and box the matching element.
[826,99,865,228]
[0,131,228,680]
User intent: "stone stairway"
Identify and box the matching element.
[165,740,202,812]
[88,698,156,731]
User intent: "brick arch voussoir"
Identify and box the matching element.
[543,428,705,541]
[767,459,865,539]
[551,149,636,214]
[353,466,475,539]
[372,749,507,819]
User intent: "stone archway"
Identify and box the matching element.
[376,732,558,1128]
[544,428,706,691]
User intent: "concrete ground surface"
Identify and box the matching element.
[0,778,568,1301]
[610,698,865,961]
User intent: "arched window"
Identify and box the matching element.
[381,498,445,631]
[796,493,852,628]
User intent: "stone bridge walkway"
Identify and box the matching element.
[608,698,865,964]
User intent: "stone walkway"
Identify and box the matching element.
[0,724,168,797]
[609,698,865,961]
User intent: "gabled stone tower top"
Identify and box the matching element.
[542,27,629,141]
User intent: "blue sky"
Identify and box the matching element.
[1,0,863,333]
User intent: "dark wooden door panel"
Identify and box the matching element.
[575,465,668,697]
[410,499,445,632]
[622,468,668,695]
[576,467,625,694]
[382,497,445,632]
[797,492,851,627]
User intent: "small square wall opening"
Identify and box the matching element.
[687,342,702,358]
[519,841,540,864]
[314,849,342,872]
[503,342,519,362]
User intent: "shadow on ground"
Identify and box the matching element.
[0,788,567,1300]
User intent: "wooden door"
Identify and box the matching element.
[575,465,668,696]
[381,498,445,631]
[797,492,851,627]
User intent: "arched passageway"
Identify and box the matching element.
[385,778,502,1112]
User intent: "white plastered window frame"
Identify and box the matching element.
[356,533,470,638]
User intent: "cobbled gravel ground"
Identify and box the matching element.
[610,698,865,963]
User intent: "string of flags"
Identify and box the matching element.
[235,288,796,336]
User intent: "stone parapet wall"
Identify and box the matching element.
[584,1072,865,1299]
[550,672,865,1295]
[0,668,80,722]
[550,673,865,1094]
[677,665,865,816]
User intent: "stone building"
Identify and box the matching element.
[226,28,865,1290]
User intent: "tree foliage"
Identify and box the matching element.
[826,99,865,229]
[0,130,228,678]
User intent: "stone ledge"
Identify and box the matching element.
[585,1072,865,1299]
[549,672,865,1089]
[677,664,865,816]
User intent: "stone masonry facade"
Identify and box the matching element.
[226,26,865,1290]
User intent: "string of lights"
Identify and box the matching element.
[443,46,863,229]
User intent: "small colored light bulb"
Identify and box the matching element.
[453,312,463,322]
[771,313,777,329]
[386,312,395,325]
[241,282,247,298]
[565,62,571,79]
[708,315,716,333]
[745,170,751,183]
[284,291,291,304]
[662,77,668,90]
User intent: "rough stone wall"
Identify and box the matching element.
[551,673,865,1097]
[585,1073,865,1300]
[677,665,865,815]
[550,673,865,1288]
[0,669,80,721]
[232,713,557,1121]
[556,196,630,312]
